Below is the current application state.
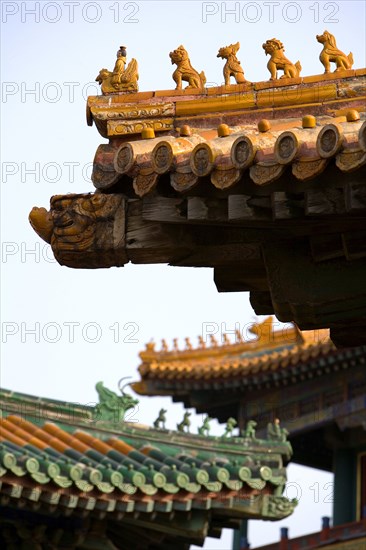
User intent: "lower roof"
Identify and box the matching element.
[0,386,296,547]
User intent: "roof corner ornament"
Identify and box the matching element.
[267,418,289,442]
[198,415,212,436]
[249,316,274,341]
[177,411,191,433]
[223,417,237,437]
[28,207,53,244]
[217,42,246,85]
[169,45,206,90]
[94,380,139,423]
[316,31,354,74]
[96,45,139,94]
[262,495,298,518]
[262,38,301,80]
[153,408,167,430]
[30,194,125,270]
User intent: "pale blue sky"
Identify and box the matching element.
[1,1,364,547]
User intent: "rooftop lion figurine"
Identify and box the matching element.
[262,38,301,80]
[217,42,246,85]
[316,31,354,73]
[169,45,206,90]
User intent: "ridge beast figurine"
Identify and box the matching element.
[316,30,354,73]
[217,41,246,85]
[170,45,206,90]
[262,38,301,80]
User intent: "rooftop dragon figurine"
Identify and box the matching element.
[94,380,139,422]
[217,42,246,85]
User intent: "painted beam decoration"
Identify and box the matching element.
[29,36,366,346]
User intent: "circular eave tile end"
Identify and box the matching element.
[114,143,134,174]
[275,132,299,164]
[359,120,366,152]
[316,124,343,158]
[230,135,256,169]
[190,143,215,176]
[151,142,174,174]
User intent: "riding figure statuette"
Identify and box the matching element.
[96,45,139,94]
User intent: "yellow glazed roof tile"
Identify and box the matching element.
[135,319,334,388]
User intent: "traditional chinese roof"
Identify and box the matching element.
[133,318,366,419]
[88,72,366,195]
[132,319,366,472]
[30,70,366,347]
[133,318,335,398]
[0,387,295,549]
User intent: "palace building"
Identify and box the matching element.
[0,384,295,548]
[18,34,366,548]
[134,317,366,548]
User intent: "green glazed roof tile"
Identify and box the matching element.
[0,388,296,522]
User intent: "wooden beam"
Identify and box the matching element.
[228,195,271,221]
[187,197,227,222]
[249,291,275,316]
[305,187,345,216]
[127,201,262,266]
[142,197,187,223]
[271,192,303,220]
[172,243,261,268]
[214,264,268,293]
[345,181,366,212]
[121,510,209,540]
[262,239,366,328]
